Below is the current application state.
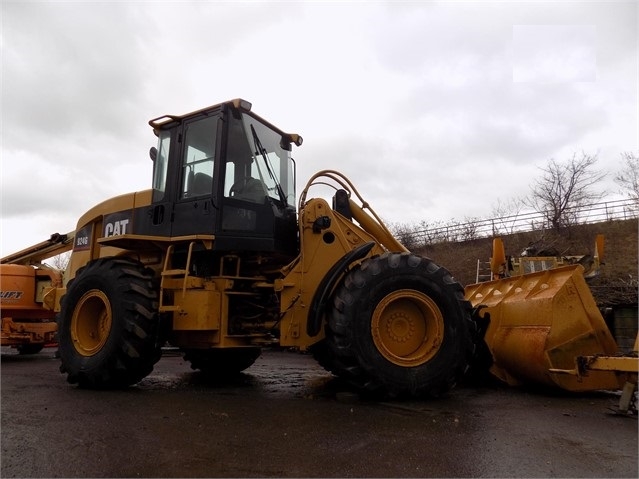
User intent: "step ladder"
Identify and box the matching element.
[159,242,196,312]
[475,259,493,283]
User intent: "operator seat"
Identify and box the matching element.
[192,172,213,196]
[231,177,268,203]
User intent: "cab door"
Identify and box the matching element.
[134,128,174,238]
[170,113,221,237]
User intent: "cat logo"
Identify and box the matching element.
[104,219,130,237]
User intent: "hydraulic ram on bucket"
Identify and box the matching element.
[466,264,625,392]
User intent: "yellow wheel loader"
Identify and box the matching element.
[4,99,630,399]
[32,99,476,397]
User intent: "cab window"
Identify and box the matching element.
[181,116,217,198]
[152,131,171,202]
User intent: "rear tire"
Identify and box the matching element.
[58,257,161,388]
[184,347,261,377]
[17,344,44,355]
[325,252,475,398]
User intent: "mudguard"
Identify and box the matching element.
[307,242,376,337]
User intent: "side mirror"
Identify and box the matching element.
[149,146,157,162]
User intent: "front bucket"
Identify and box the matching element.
[465,264,623,391]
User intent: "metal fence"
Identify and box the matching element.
[409,198,638,245]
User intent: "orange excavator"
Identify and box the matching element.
[1,233,73,353]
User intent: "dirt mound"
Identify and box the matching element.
[418,218,638,307]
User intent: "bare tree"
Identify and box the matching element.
[614,152,639,209]
[526,152,606,229]
[422,220,448,244]
[459,217,481,241]
[390,222,421,251]
[490,196,526,234]
[45,251,71,271]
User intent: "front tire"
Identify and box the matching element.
[58,258,161,388]
[325,252,475,398]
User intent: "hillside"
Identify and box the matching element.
[417,218,638,307]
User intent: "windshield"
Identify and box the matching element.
[223,112,295,205]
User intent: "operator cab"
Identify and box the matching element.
[145,99,301,256]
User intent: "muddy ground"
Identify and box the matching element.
[1,346,637,478]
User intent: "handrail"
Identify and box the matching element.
[407,199,638,245]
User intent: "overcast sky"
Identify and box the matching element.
[1,0,637,256]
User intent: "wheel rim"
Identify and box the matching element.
[70,289,113,357]
[371,289,444,367]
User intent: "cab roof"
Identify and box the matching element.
[148,98,302,147]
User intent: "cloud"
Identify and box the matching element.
[3,3,151,144]
[0,1,637,257]
[513,25,597,83]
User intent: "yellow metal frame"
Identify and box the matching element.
[550,334,638,414]
[466,264,623,392]
[1,317,57,346]
[489,235,605,280]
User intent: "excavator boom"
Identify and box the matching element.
[1,232,75,266]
